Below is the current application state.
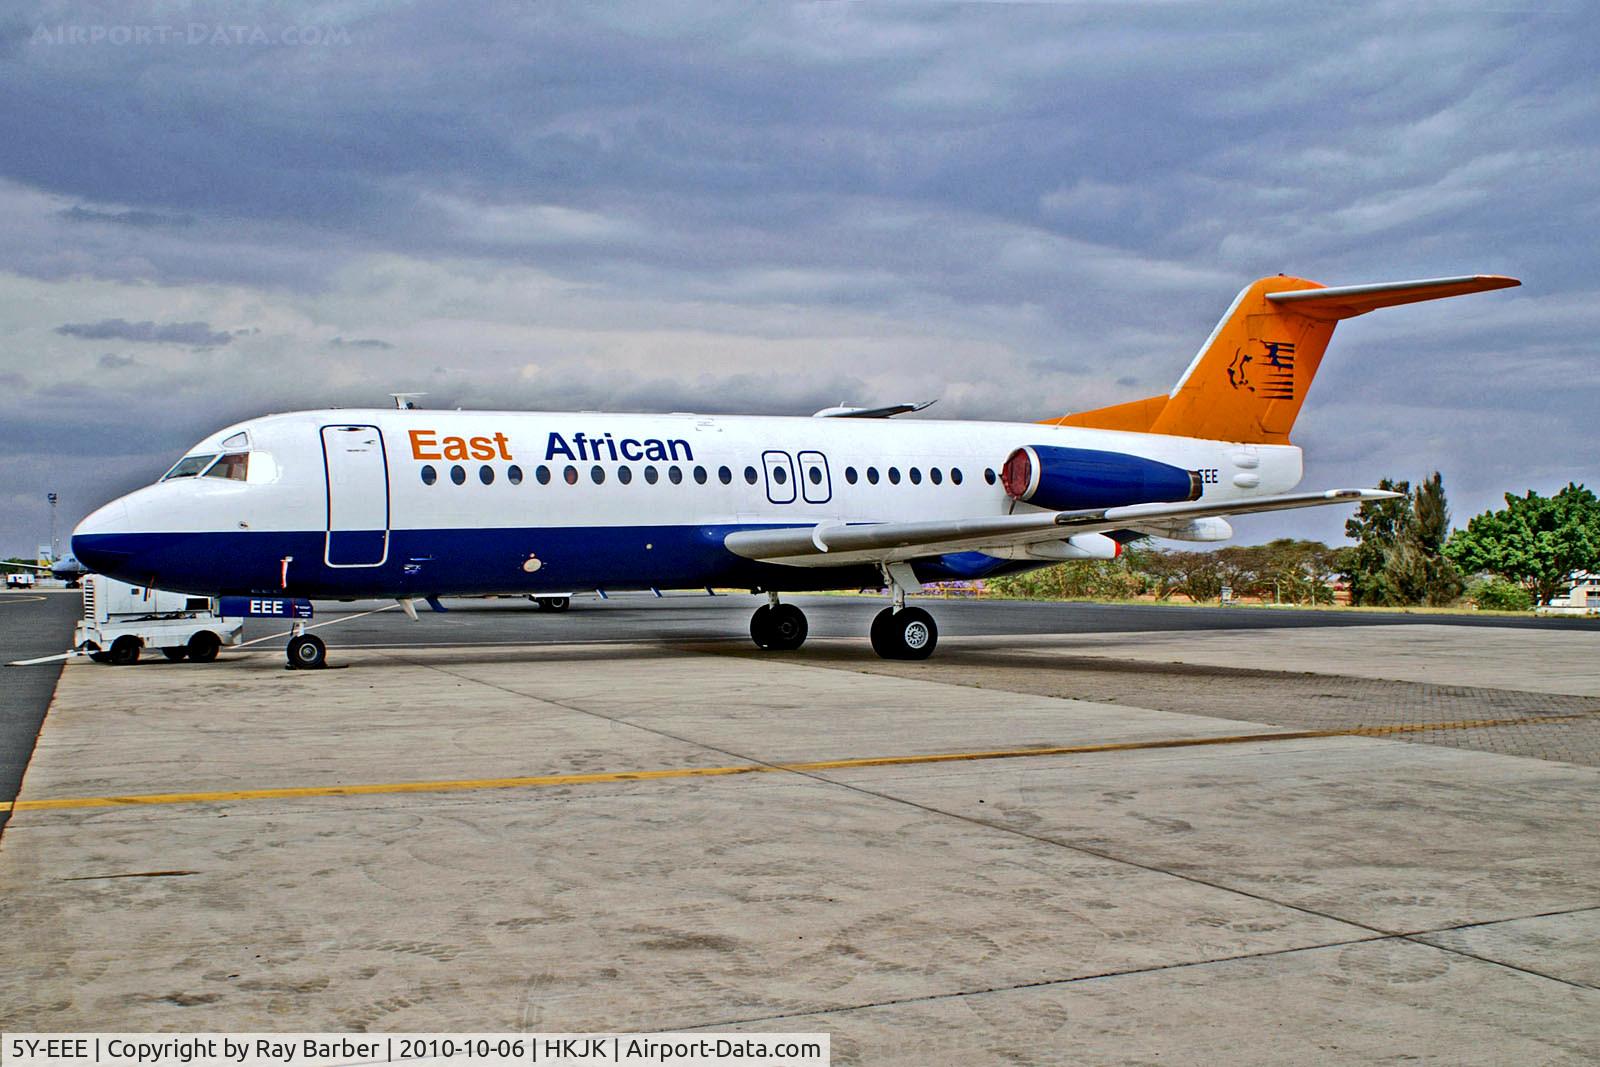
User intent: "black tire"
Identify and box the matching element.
[767,603,808,650]
[870,606,938,660]
[161,646,189,662]
[187,630,222,663]
[108,635,141,666]
[749,604,775,649]
[287,634,327,670]
[536,596,571,612]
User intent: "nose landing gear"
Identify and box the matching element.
[286,623,327,670]
[750,591,808,651]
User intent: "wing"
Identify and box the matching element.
[725,488,1396,567]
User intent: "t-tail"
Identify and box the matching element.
[1043,274,1519,444]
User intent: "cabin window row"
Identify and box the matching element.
[419,463,1002,488]
[420,463,729,487]
[843,466,984,487]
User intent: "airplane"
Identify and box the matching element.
[72,273,1519,669]
[2,553,90,587]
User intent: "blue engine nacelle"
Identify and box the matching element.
[1000,445,1202,511]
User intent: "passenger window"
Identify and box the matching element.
[536,465,552,485]
[205,452,249,481]
[845,467,858,484]
[888,467,901,485]
[645,465,660,484]
[984,468,996,485]
[951,468,964,485]
[719,466,733,484]
[591,465,606,484]
[693,465,707,484]
[563,465,578,485]
[508,464,523,485]
[451,465,466,485]
[420,464,438,486]
[930,467,942,485]
[808,466,823,484]
[866,467,880,484]
[479,465,495,485]
[909,467,921,485]
[744,466,758,484]
[772,466,787,485]
[669,466,684,484]
[618,466,633,485]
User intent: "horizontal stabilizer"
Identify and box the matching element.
[1265,275,1519,320]
[725,488,1399,567]
[813,400,937,419]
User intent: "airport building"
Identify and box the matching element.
[1546,570,1600,614]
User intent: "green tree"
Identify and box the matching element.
[985,551,1146,601]
[1444,483,1600,605]
[1342,473,1463,606]
[1254,539,1340,604]
[1343,478,1413,605]
[1465,578,1533,613]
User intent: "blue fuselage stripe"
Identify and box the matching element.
[73,525,1031,597]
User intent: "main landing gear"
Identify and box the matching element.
[750,591,808,651]
[870,605,937,660]
[748,565,940,660]
[869,562,938,660]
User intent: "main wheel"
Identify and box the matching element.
[536,596,571,612]
[187,630,222,663]
[108,636,141,666]
[161,646,189,662]
[750,603,809,651]
[869,606,938,660]
[287,634,327,670]
[766,603,807,650]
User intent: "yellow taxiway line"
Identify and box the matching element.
[1,714,1589,814]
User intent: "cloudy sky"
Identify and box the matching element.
[1,1,1595,556]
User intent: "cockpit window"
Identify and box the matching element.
[162,454,220,480]
[205,453,249,481]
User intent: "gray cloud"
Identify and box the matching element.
[60,205,193,228]
[97,352,138,368]
[55,319,234,346]
[0,1,1596,551]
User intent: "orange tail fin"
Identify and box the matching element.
[1042,274,1519,444]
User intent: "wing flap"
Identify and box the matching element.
[726,488,1397,566]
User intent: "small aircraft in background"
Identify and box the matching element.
[72,273,1518,668]
[3,553,90,588]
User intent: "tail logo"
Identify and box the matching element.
[1226,340,1296,400]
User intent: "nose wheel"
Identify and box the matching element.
[286,630,327,670]
[750,594,808,651]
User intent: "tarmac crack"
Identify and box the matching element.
[666,933,1400,1031]
[669,905,1600,1031]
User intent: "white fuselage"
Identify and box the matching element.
[72,409,1301,598]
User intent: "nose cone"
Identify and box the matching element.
[71,498,134,577]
